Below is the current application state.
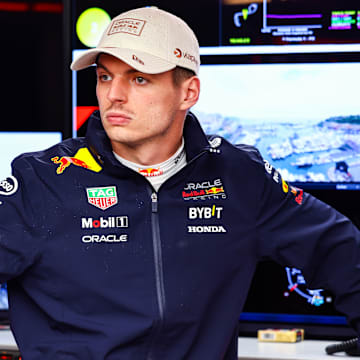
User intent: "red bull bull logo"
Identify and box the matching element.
[51,156,89,174]
[51,147,102,174]
[138,168,163,177]
[205,186,224,195]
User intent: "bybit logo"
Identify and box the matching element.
[188,205,223,219]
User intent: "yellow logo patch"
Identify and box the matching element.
[51,148,102,174]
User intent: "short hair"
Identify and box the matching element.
[172,66,196,87]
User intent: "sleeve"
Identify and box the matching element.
[252,153,360,338]
[0,156,45,283]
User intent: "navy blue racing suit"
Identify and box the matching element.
[0,111,360,359]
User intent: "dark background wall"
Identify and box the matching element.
[0,1,64,133]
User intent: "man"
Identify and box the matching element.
[1,6,360,359]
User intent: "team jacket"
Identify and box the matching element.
[1,111,360,359]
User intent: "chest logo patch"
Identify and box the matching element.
[182,178,227,201]
[0,176,18,196]
[51,147,102,174]
[86,186,118,210]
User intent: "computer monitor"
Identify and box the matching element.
[193,57,360,191]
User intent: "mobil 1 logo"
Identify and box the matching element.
[81,216,128,229]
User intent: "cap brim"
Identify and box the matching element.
[70,47,176,74]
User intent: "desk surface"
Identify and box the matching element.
[0,329,17,350]
[238,336,350,359]
[0,330,353,358]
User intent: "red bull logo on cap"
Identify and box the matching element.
[51,147,102,174]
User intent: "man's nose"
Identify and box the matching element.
[107,78,128,103]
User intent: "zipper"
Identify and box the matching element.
[145,149,210,358]
[151,192,165,319]
[146,190,166,359]
[151,192,158,213]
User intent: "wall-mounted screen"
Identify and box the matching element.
[193,60,360,190]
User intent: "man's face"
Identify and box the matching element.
[96,54,186,158]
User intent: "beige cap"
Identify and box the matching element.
[71,7,200,75]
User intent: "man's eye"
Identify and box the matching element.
[98,74,111,81]
[135,76,147,85]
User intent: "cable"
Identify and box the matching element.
[325,337,360,356]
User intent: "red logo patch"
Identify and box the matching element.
[174,48,182,58]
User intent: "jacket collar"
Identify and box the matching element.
[85,110,210,169]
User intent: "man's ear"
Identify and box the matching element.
[179,76,200,111]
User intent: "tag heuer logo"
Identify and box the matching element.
[86,186,118,210]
